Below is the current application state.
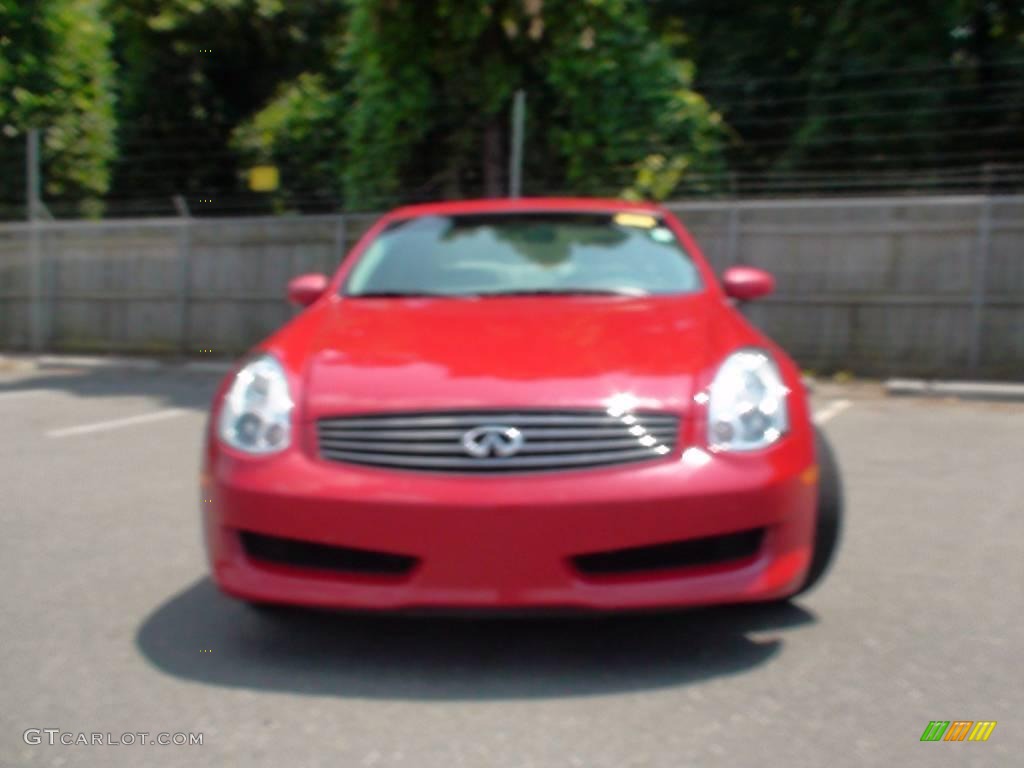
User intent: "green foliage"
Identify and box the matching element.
[107,0,346,211]
[238,0,728,210]
[774,1,967,171]
[535,5,727,200]
[231,73,348,211]
[335,0,729,207]
[4,0,1024,215]
[652,0,1024,190]
[0,0,116,215]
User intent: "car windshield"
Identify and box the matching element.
[342,212,703,297]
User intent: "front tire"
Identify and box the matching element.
[792,426,843,596]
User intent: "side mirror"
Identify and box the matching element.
[722,266,775,302]
[287,273,329,307]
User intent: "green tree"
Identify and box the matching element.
[236,0,727,210]
[0,0,116,216]
[652,0,1024,193]
[773,1,1003,176]
[231,74,350,213]
[107,0,346,213]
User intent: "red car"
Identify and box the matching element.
[202,198,842,612]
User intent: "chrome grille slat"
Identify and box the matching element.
[317,426,678,441]
[318,439,475,455]
[318,447,665,471]
[316,409,680,474]
[318,413,678,428]
[318,436,668,455]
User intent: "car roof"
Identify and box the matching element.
[386,197,665,220]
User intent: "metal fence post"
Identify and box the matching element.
[508,90,526,198]
[28,222,43,351]
[968,196,993,373]
[334,213,348,271]
[27,128,44,351]
[174,195,192,354]
[724,203,741,269]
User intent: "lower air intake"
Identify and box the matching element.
[572,529,764,576]
[239,531,418,576]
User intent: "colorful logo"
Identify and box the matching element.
[920,721,997,742]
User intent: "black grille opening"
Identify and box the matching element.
[239,531,418,576]
[572,529,764,577]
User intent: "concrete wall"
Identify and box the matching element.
[1,196,1022,378]
[0,214,377,356]
[666,196,1024,378]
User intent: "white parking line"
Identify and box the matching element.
[813,399,853,424]
[47,408,187,438]
[0,389,48,402]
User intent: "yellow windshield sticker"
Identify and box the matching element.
[613,212,658,229]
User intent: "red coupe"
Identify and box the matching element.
[202,198,842,612]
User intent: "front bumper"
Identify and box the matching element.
[202,438,817,612]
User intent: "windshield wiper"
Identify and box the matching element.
[476,288,649,297]
[349,291,480,298]
[350,288,649,298]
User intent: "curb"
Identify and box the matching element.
[886,378,1024,402]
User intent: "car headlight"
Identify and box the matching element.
[217,354,294,454]
[707,349,789,451]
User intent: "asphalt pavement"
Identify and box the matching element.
[1,360,1021,767]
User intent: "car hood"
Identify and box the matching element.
[298,295,716,420]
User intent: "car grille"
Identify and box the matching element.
[316,410,680,473]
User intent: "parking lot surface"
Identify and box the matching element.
[1,361,1021,767]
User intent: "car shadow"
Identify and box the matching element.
[136,578,815,701]
[0,362,225,411]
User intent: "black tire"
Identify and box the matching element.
[791,426,843,596]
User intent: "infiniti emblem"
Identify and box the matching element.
[461,425,525,459]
